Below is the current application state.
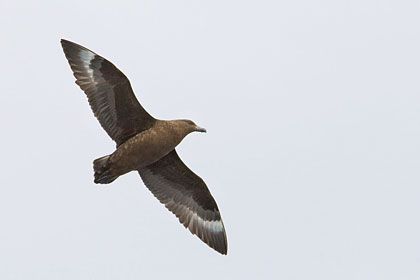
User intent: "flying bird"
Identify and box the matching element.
[60,39,227,255]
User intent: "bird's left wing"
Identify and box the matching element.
[61,39,156,146]
[138,150,228,255]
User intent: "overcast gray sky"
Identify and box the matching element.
[1,0,420,279]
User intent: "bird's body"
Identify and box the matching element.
[61,39,227,254]
[95,119,196,183]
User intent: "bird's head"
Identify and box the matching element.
[175,119,207,135]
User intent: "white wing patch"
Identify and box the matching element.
[78,49,96,78]
[192,213,225,233]
[174,203,225,233]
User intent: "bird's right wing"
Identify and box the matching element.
[61,39,156,146]
[138,150,228,255]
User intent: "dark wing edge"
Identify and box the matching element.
[138,150,228,255]
[60,39,155,145]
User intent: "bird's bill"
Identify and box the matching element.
[195,126,207,133]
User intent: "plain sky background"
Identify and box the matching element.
[1,0,420,279]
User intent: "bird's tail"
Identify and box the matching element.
[93,155,118,184]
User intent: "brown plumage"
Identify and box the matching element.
[61,39,227,255]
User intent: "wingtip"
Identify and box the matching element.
[60,39,97,57]
[203,222,228,255]
[214,235,228,255]
[214,220,228,255]
[219,248,228,255]
[60,39,72,51]
[213,244,227,255]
